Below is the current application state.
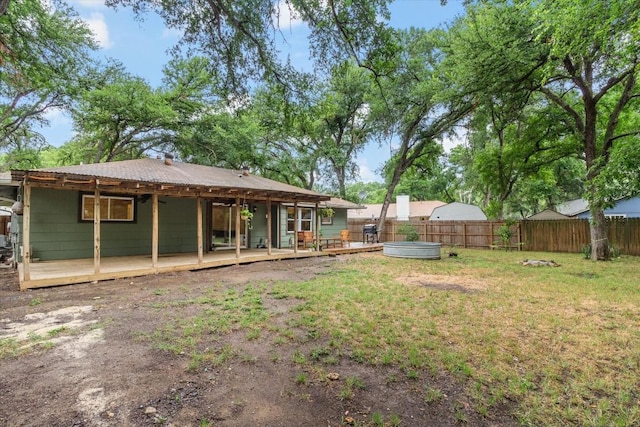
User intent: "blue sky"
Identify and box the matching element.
[45,0,466,182]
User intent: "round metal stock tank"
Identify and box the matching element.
[383,242,441,259]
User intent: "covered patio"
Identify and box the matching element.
[11,157,353,290]
[18,243,383,289]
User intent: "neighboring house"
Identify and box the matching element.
[556,197,640,219]
[526,209,571,220]
[429,202,487,221]
[348,200,446,221]
[555,199,590,217]
[8,157,360,289]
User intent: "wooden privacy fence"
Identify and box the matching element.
[521,218,640,255]
[348,218,640,255]
[347,219,516,248]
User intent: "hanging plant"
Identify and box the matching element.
[320,207,335,218]
[240,208,253,220]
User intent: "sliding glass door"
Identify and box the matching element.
[211,204,248,249]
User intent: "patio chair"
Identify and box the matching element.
[297,231,314,249]
[340,229,350,247]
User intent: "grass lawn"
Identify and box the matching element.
[145,249,640,426]
[272,250,640,426]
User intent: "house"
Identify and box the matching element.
[8,157,372,290]
[526,209,571,220]
[556,197,640,219]
[348,199,446,221]
[429,202,487,221]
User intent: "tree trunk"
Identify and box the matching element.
[377,168,404,239]
[589,205,610,261]
[0,0,9,17]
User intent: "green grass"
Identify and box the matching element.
[143,250,640,425]
[147,285,269,370]
[266,249,640,426]
[29,297,43,306]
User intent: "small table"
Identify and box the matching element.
[321,237,342,249]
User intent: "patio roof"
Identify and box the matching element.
[11,158,330,203]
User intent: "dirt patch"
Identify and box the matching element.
[397,273,489,293]
[0,256,516,426]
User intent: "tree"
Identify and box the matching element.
[71,69,177,163]
[250,83,324,189]
[313,61,372,198]
[370,28,472,236]
[105,0,398,92]
[448,0,640,259]
[464,97,579,219]
[0,0,98,163]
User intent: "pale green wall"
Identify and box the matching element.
[248,203,268,248]
[319,209,348,237]
[277,206,349,248]
[24,188,205,261]
[20,187,346,260]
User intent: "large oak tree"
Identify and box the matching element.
[448,0,640,259]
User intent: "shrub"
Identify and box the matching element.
[397,224,419,242]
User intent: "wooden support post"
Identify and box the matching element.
[152,193,158,269]
[315,202,320,250]
[196,197,203,264]
[293,200,298,254]
[235,197,241,262]
[94,188,101,275]
[266,199,272,256]
[22,183,31,283]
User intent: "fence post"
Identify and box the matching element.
[489,222,494,249]
[463,223,467,248]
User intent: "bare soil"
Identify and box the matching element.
[0,255,517,426]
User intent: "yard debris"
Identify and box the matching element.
[519,259,560,267]
[144,406,157,416]
[326,372,340,380]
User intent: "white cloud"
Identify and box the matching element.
[43,107,71,127]
[84,12,113,49]
[439,130,467,153]
[274,1,305,30]
[356,158,383,183]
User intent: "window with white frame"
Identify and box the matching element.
[287,207,313,232]
[605,214,627,219]
[81,194,135,222]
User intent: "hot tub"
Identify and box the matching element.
[383,241,441,259]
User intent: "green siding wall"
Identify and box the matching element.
[277,207,349,248]
[319,209,348,238]
[248,203,268,248]
[26,188,204,261]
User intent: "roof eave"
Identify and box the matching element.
[14,170,330,203]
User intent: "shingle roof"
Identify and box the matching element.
[322,197,364,209]
[556,198,589,216]
[12,158,330,202]
[347,200,446,220]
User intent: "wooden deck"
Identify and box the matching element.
[18,243,383,290]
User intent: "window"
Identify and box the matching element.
[81,194,135,222]
[605,214,627,219]
[321,215,333,225]
[287,207,313,232]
